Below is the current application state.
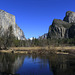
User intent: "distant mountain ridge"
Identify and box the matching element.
[39,33,48,39]
[0,9,25,40]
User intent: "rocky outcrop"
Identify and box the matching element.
[39,33,48,39]
[64,11,75,23]
[0,9,25,40]
[47,19,72,39]
[47,11,75,39]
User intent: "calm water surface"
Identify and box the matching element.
[0,53,75,75]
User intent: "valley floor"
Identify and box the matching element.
[0,46,75,55]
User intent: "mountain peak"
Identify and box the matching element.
[0,9,25,40]
[64,11,75,23]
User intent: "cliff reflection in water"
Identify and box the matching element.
[0,53,75,75]
[0,53,25,74]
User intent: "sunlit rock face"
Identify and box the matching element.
[0,9,25,40]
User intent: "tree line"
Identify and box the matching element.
[0,26,75,50]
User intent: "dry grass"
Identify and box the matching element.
[9,47,48,50]
[0,46,75,54]
[48,46,75,50]
[10,46,75,50]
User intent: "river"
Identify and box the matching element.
[0,53,75,75]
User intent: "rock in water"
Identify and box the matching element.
[0,9,25,40]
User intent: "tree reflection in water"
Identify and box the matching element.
[48,54,75,75]
[0,53,75,75]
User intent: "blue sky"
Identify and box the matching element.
[0,0,75,39]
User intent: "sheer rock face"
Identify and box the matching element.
[68,24,75,38]
[47,11,75,39]
[0,9,25,40]
[47,19,72,39]
[64,11,75,23]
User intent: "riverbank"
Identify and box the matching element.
[0,46,75,55]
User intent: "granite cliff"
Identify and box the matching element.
[39,33,48,39]
[0,9,25,40]
[47,11,75,39]
[64,11,75,23]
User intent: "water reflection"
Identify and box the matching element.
[48,54,75,75]
[0,53,25,74]
[16,55,53,75]
[0,53,75,75]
